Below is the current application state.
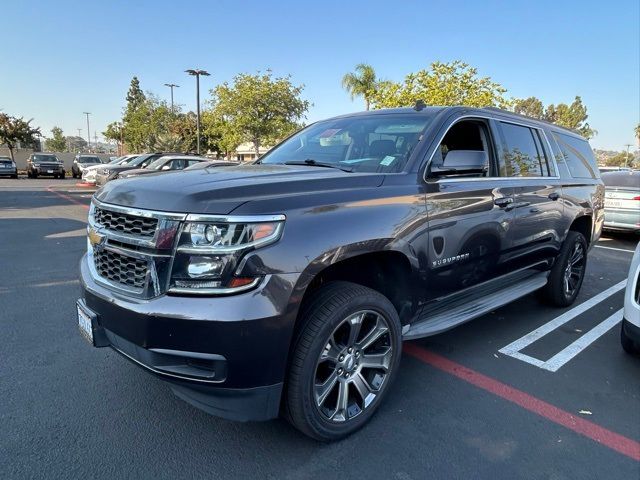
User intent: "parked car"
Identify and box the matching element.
[94,152,180,186]
[602,170,640,233]
[72,155,102,179]
[0,156,18,178]
[118,155,212,178]
[621,242,640,355]
[78,106,604,441]
[184,159,240,171]
[27,153,65,178]
[82,155,139,185]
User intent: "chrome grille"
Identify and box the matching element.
[94,249,147,289]
[94,206,158,237]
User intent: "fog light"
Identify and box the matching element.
[187,257,224,278]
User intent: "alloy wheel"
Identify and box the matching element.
[563,241,585,297]
[313,310,393,423]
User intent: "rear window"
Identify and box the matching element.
[552,132,598,179]
[601,171,640,188]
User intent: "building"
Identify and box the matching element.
[233,142,270,162]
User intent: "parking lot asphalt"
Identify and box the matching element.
[1,178,639,479]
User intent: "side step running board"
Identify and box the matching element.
[403,272,549,340]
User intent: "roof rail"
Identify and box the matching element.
[482,106,581,136]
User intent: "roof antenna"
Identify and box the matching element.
[414,99,426,111]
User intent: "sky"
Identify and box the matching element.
[1,0,638,151]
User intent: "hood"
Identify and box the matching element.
[95,164,385,215]
[84,163,107,172]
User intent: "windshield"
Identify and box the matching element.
[78,156,100,164]
[130,154,155,167]
[145,157,171,170]
[259,114,433,173]
[32,154,59,163]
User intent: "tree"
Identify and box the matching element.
[635,124,640,145]
[66,136,87,152]
[209,71,309,155]
[126,76,146,111]
[202,110,242,158]
[45,126,67,152]
[103,122,123,154]
[0,113,41,160]
[513,97,544,119]
[368,61,510,110]
[123,94,173,152]
[512,96,596,139]
[342,63,378,111]
[605,151,634,167]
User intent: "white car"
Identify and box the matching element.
[622,242,640,355]
[82,154,138,184]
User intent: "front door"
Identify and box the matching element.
[422,117,516,303]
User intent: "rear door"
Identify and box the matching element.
[496,121,564,268]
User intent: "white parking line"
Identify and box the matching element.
[541,309,624,372]
[595,245,635,254]
[499,280,627,371]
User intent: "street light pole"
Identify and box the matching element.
[83,112,91,152]
[185,69,210,154]
[164,83,179,114]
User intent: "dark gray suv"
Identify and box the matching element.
[77,106,604,440]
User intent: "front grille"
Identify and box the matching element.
[94,206,158,237]
[94,249,147,289]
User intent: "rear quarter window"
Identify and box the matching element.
[552,132,599,180]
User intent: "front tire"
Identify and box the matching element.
[285,281,402,441]
[540,231,588,307]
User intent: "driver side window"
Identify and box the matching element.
[431,119,496,177]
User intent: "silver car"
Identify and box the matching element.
[622,242,640,354]
[602,171,640,233]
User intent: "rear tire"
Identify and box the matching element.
[621,325,640,355]
[285,281,402,441]
[540,231,588,307]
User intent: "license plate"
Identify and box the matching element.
[47,169,53,173]
[77,302,94,344]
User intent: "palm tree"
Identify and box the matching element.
[342,64,377,111]
[635,123,640,146]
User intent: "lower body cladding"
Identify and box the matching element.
[79,254,301,421]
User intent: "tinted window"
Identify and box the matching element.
[552,132,598,179]
[499,122,547,177]
[260,114,433,173]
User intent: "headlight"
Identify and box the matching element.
[169,218,284,294]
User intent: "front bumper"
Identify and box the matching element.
[0,168,17,176]
[79,253,301,421]
[32,165,64,175]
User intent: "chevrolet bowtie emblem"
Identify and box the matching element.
[88,227,105,247]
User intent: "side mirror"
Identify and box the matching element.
[161,165,171,171]
[429,150,488,177]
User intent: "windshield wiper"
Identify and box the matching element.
[284,159,353,172]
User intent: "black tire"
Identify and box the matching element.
[11,174,17,179]
[285,281,402,441]
[540,231,588,307]
[621,325,640,355]
[27,171,32,179]
[60,172,65,179]
[32,172,38,179]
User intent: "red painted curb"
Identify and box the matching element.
[404,343,640,462]
[46,186,90,210]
